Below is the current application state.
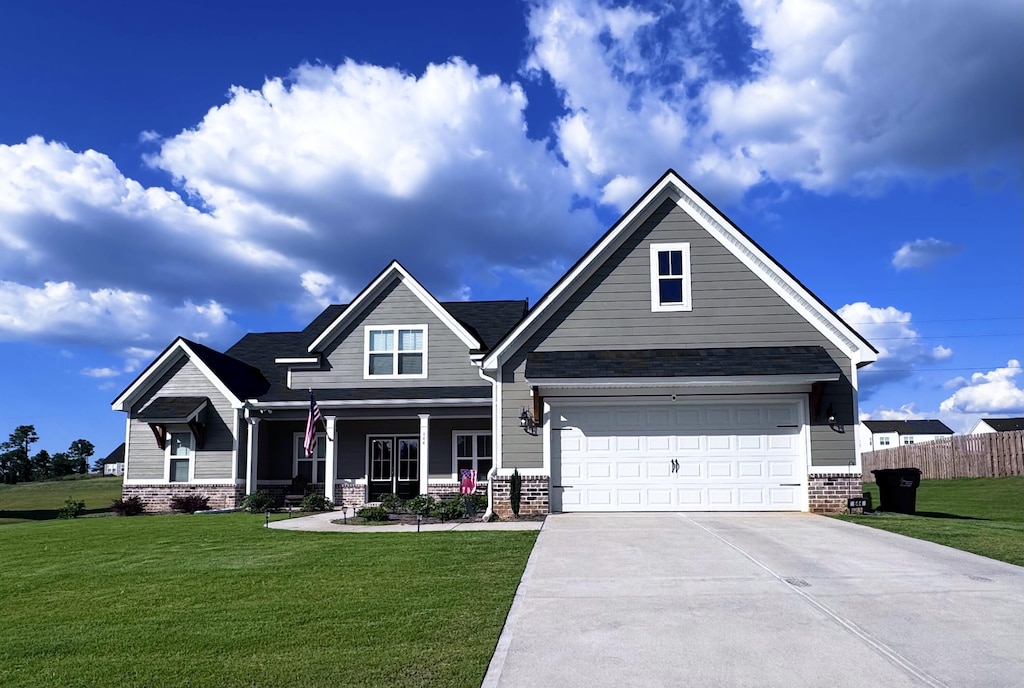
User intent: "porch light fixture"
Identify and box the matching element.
[519,407,540,435]
[826,403,845,434]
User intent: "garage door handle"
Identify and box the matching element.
[779,483,800,486]
[551,485,572,489]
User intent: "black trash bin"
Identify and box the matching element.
[871,468,922,514]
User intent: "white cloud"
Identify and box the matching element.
[862,403,924,421]
[81,367,121,379]
[525,0,1023,204]
[940,360,1024,414]
[0,280,240,356]
[892,238,962,270]
[837,302,953,394]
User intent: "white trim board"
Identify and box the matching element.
[482,171,877,370]
[307,261,481,353]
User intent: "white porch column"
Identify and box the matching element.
[324,416,337,503]
[246,418,260,495]
[419,413,430,497]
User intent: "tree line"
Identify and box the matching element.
[0,425,97,484]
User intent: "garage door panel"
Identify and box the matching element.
[554,401,807,512]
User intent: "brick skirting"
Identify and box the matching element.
[490,475,549,518]
[808,474,863,513]
[123,484,245,512]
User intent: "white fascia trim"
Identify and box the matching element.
[275,356,320,364]
[483,182,678,370]
[531,374,840,388]
[111,339,244,412]
[307,261,481,352]
[669,186,875,365]
[251,398,491,409]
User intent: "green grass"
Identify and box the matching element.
[0,513,537,688]
[836,477,1024,566]
[0,476,123,524]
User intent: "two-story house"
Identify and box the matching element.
[112,170,877,514]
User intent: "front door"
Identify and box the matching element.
[368,436,420,501]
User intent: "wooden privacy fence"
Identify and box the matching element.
[862,430,1024,482]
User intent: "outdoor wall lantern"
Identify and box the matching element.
[519,407,540,435]
[826,403,845,434]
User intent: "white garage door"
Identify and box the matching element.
[552,400,806,512]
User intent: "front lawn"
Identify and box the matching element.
[0,513,537,688]
[835,476,1023,566]
[0,476,123,524]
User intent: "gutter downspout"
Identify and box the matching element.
[477,362,499,521]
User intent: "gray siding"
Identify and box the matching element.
[501,199,857,469]
[291,277,482,389]
[127,357,237,481]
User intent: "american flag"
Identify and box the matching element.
[460,469,477,495]
[304,392,323,458]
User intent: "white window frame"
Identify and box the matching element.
[650,242,692,312]
[165,428,194,483]
[451,431,493,481]
[878,436,890,447]
[902,436,915,445]
[292,432,327,483]
[363,324,428,379]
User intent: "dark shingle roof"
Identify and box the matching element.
[980,417,1024,432]
[862,420,954,435]
[182,338,270,400]
[224,332,307,401]
[102,443,125,465]
[526,346,842,379]
[137,396,209,420]
[440,300,529,351]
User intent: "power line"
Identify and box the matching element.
[869,333,1023,341]
[845,316,1023,326]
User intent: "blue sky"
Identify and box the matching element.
[1,0,1021,458]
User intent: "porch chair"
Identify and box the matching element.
[282,475,310,509]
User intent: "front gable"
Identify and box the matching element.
[289,274,485,390]
[484,170,876,370]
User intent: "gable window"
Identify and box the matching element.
[650,243,692,312]
[167,431,193,482]
[293,433,327,483]
[365,325,427,378]
[453,432,492,481]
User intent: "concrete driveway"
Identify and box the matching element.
[483,513,1024,688]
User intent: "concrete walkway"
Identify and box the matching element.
[266,509,544,532]
[483,513,1024,688]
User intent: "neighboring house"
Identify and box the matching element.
[112,170,877,514]
[101,443,126,476]
[970,417,1024,434]
[861,420,954,450]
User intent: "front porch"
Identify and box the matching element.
[244,406,492,509]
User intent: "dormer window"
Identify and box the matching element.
[365,325,427,378]
[650,243,692,312]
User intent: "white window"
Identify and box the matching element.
[167,431,193,482]
[650,243,692,312]
[878,436,890,447]
[903,436,915,445]
[365,325,427,378]
[453,432,493,481]
[293,433,327,483]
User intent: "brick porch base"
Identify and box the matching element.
[122,484,245,512]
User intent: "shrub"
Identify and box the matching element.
[380,493,405,514]
[111,495,144,516]
[470,493,488,513]
[239,490,275,513]
[510,468,522,517]
[356,505,390,522]
[57,498,86,519]
[299,493,334,512]
[430,498,465,522]
[405,494,435,516]
[169,494,210,514]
